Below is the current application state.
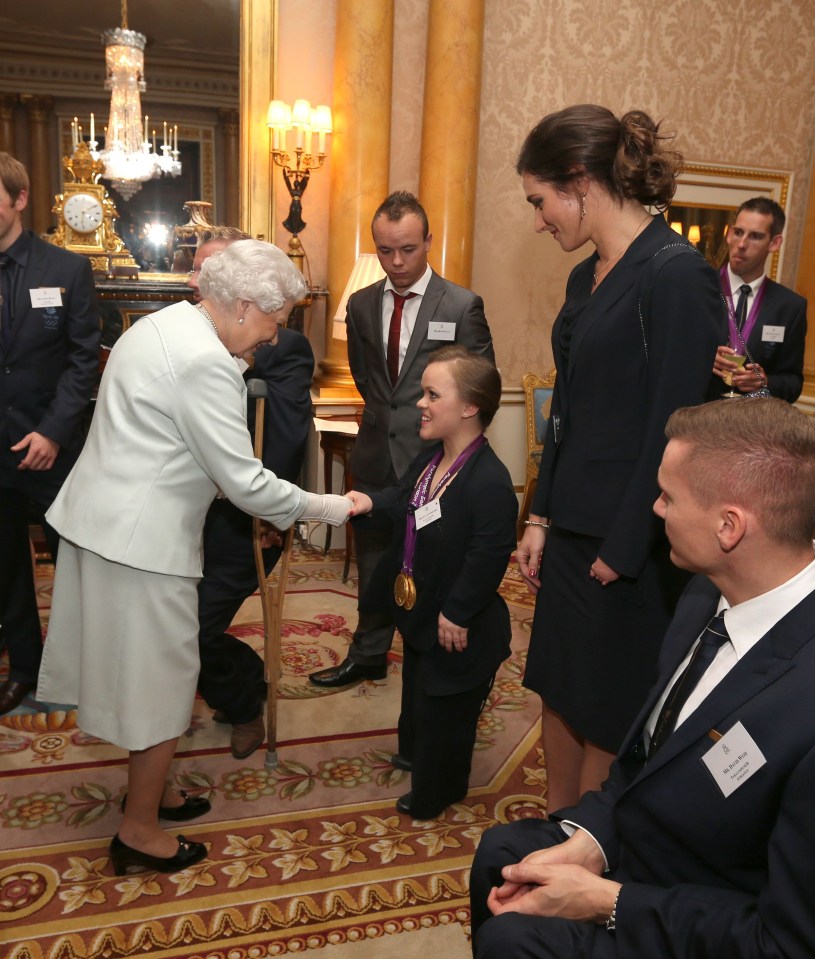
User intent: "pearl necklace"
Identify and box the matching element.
[592,212,653,288]
[196,303,220,340]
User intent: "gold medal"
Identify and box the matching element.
[394,572,417,610]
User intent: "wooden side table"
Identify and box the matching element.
[319,430,356,582]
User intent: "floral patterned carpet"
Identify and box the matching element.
[0,545,544,959]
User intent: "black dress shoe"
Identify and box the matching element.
[109,833,207,875]
[0,680,35,715]
[390,753,412,772]
[309,658,387,688]
[120,790,211,822]
[396,791,463,820]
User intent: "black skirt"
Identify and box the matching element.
[523,526,687,752]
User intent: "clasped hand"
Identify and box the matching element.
[487,830,619,925]
[713,346,765,392]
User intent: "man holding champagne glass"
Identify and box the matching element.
[713,197,807,401]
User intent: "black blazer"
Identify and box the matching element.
[562,574,815,958]
[730,274,807,403]
[247,327,314,481]
[345,270,494,486]
[360,441,517,695]
[0,233,100,482]
[533,217,725,577]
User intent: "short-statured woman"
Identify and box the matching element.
[36,240,350,874]
[348,346,517,819]
[515,105,725,811]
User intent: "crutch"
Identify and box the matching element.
[248,378,295,769]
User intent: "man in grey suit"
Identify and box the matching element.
[310,191,494,689]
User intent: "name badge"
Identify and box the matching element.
[414,499,441,529]
[30,287,63,309]
[701,720,766,797]
[428,321,455,341]
[761,325,785,343]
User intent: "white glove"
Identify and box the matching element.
[299,492,351,527]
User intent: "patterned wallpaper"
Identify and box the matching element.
[466,0,815,383]
[280,0,815,385]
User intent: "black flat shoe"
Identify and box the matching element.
[390,753,412,772]
[109,833,207,875]
[309,658,388,688]
[120,790,212,822]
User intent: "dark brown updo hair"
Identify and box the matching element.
[516,104,682,211]
[426,345,502,429]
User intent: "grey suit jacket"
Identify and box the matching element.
[345,270,494,486]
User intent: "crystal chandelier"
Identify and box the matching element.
[87,0,181,201]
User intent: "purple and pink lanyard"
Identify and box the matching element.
[720,265,766,351]
[400,434,487,578]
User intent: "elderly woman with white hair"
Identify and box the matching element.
[36,240,349,876]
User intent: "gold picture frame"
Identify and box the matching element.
[668,163,792,280]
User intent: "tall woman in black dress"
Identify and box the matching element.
[514,105,724,812]
[348,346,517,819]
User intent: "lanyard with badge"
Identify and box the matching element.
[394,434,486,610]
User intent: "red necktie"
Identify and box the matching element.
[386,291,417,386]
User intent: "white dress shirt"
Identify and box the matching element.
[380,264,433,373]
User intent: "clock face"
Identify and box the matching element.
[63,192,104,234]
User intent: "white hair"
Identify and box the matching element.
[197,239,308,311]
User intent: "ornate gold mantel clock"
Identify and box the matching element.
[48,141,138,273]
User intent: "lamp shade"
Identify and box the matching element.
[332,254,386,340]
[291,99,312,128]
[267,100,291,130]
[311,104,333,133]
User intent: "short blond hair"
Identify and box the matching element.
[665,398,815,547]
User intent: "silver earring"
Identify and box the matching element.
[580,192,587,220]
[238,315,245,325]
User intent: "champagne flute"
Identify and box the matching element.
[722,353,747,398]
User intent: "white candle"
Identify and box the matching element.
[174,124,178,154]
[144,114,149,143]
[72,117,78,149]
[152,129,156,154]
[90,113,95,142]
[318,130,326,154]
[296,125,303,150]
[163,121,168,148]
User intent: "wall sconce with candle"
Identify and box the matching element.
[267,99,332,268]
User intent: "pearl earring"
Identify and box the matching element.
[238,315,245,325]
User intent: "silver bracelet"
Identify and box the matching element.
[605,888,621,932]
[524,520,551,530]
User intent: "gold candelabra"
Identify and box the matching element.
[267,99,332,263]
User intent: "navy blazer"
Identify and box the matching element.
[561,574,815,958]
[533,217,725,577]
[346,270,494,486]
[360,441,517,695]
[0,233,100,482]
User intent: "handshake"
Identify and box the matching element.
[298,490,374,527]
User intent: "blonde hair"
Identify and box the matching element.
[665,398,815,547]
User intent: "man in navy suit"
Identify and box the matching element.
[713,197,807,402]
[309,191,494,689]
[470,397,815,958]
[190,230,314,758]
[0,153,99,714]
